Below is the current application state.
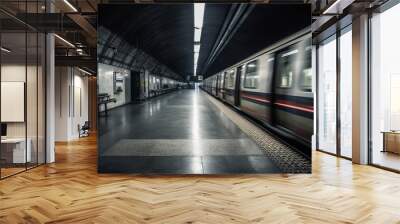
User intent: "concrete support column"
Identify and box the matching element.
[352,14,369,164]
[46,0,55,163]
[46,33,55,163]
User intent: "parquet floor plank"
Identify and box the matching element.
[0,135,400,223]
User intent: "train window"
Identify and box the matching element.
[300,68,312,92]
[300,45,312,92]
[279,70,293,88]
[277,59,294,88]
[224,72,229,88]
[227,69,235,88]
[243,60,258,89]
[276,48,297,88]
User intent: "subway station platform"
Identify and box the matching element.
[98,88,310,174]
[99,89,280,174]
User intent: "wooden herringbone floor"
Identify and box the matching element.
[1,135,400,223]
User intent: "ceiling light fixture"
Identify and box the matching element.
[194,43,200,53]
[193,3,205,77]
[281,49,298,58]
[322,0,347,15]
[54,34,75,48]
[1,47,11,53]
[194,4,205,32]
[194,52,199,65]
[78,67,92,76]
[63,0,78,12]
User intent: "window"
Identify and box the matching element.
[339,27,352,158]
[301,68,312,90]
[224,72,229,88]
[280,71,293,88]
[227,69,235,88]
[370,3,400,171]
[243,60,258,89]
[317,35,337,155]
[315,25,353,159]
[300,45,312,92]
[0,3,46,179]
[276,48,298,88]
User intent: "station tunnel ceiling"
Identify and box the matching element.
[199,4,311,77]
[98,3,311,79]
[98,4,194,78]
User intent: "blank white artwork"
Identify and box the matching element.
[1,82,25,122]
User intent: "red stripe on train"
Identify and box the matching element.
[274,102,314,113]
[241,94,314,113]
[241,93,271,103]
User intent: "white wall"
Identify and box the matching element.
[1,65,26,138]
[1,64,40,137]
[55,67,89,141]
[71,73,89,138]
[1,63,46,163]
[55,67,68,141]
[98,63,131,110]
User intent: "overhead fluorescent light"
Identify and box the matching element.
[63,0,78,12]
[78,67,92,76]
[54,34,75,48]
[281,49,298,58]
[194,44,200,53]
[1,47,11,53]
[322,0,353,15]
[193,3,204,42]
[194,3,205,30]
[193,3,205,77]
[194,29,201,42]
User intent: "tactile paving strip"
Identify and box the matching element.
[205,92,311,173]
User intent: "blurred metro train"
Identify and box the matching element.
[201,28,313,157]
